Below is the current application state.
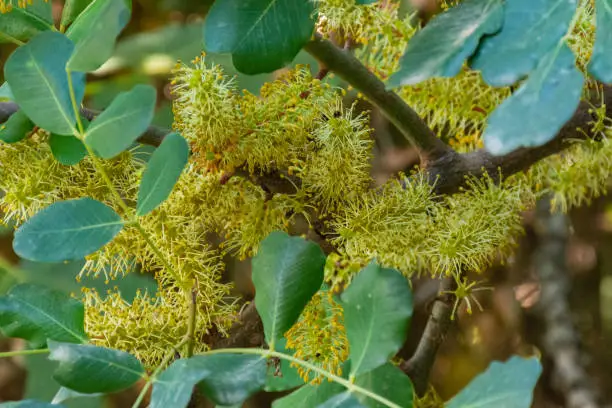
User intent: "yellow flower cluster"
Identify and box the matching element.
[0,0,44,13]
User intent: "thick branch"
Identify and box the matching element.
[304,35,452,162]
[400,277,456,396]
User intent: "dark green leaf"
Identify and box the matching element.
[0,82,13,101]
[318,392,365,408]
[470,0,577,87]
[49,134,87,166]
[587,0,612,83]
[0,1,53,43]
[4,31,85,135]
[252,231,326,347]
[355,0,378,4]
[48,340,144,394]
[0,283,87,347]
[265,339,304,392]
[84,84,156,158]
[387,0,503,87]
[340,262,412,377]
[151,354,266,408]
[483,44,583,155]
[446,356,542,408]
[0,401,63,408]
[0,110,34,144]
[354,363,413,408]
[196,355,267,406]
[273,379,345,408]
[13,198,124,262]
[60,0,93,28]
[66,0,131,72]
[204,0,316,74]
[136,132,189,216]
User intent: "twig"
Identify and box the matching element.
[304,35,452,163]
[400,276,456,396]
[533,198,600,408]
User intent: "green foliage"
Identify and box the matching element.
[446,356,542,408]
[0,283,87,347]
[4,31,84,136]
[48,340,144,394]
[204,0,317,74]
[354,364,414,408]
[13,198,124,262]
[0,110,33,143]
[587,0,612,82]
[136,132,189,216]
[252,231,326,347]
[318,392,365,407]
[0,82,13,101]
[483,44,584,154]
[84,84,156,158]
[0,402,63,408]
[48,134,87,166]
[60,0,92,29]
[264,338,304,392]
[340,262,412,378]
[386,0,503,87]
[65,0,130,72]
[0,0,51,43]
[273,377,346,408]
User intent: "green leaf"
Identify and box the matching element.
[13,198,124,262]
[587,0,612,83]
[84,84,156,158]
[354,363,413,408]
[470,0,577,87]
[355,0,378,4]
[0,82,13,101]
[446,356,542,408]
[318,392,365,408]
[265,339,304,392]
[66,0,131,72]
[52,387,103,404]
[136,132,189,216]
[4,31,85,136]
[151,354,266,408]
[252,231,326,347]
[0,401,63,408]
[48,340,144,394]
[340,262,412,377]
[0,110,34,144]
[483,44,583,155]
[49,133,87,166]
[387,0,503,87]
[0,283,87,348]
[273,377,346,408]
[0,1,53,43]
[60,0,93,28]
[204,0,316,74]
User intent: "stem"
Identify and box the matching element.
[201,348,401,408]
[65,69,84,137]
[186,286,197,357]
[0,348,49,358]
[0,31,24,46]
[304,35,451,162]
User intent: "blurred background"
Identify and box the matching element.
[0,0,610,407]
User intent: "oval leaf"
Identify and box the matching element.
[13,198,124,262]
[136,132,189,216]
[483,44,584,155]
[204,0,316,74]
[48,340,144,394]
[61,0,93,28]
[0,109,34,144]
[340,262,413,378]
[151,354,266,408]
[587,0,612,83]
[49,133,87,165]
[317,392,365,408]
[84,84,156,159]
[4,31,85,135]
[470,0,577,87]
[273,379,345,408]
[252,231,326,347]
[354,363,413,408]
[0,283,87,347]
[446,356,542,408]
[0,1,53,43]
[66,0,130,72]
[387,0,503,87]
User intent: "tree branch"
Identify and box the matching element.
[304,35,452,163]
